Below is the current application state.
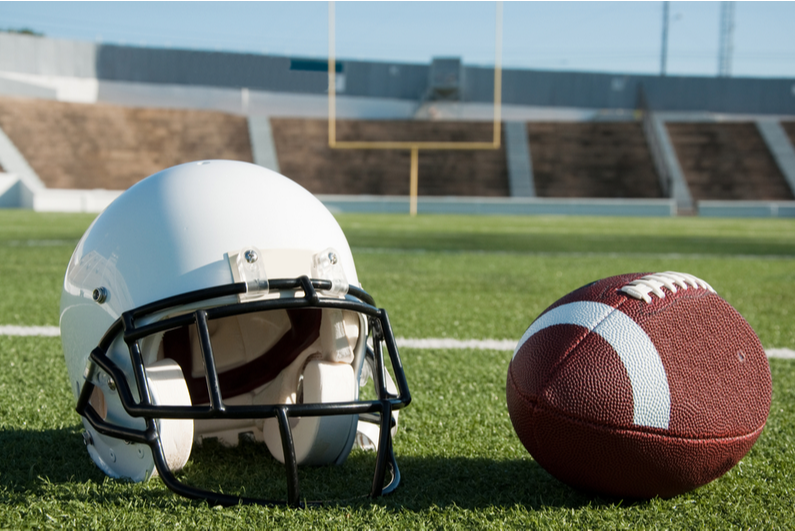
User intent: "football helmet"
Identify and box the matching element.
[60,160,410,506]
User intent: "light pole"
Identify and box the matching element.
[660,1,670,76]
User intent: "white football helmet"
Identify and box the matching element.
[60,160,410,506]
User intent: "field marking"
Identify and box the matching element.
[0,325,61,336]
[352,247,795,261]
[406,340,795,360]
[396,338,518,350]
[766,348,795,360]
[1,325,793,359]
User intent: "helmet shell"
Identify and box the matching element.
[60,160,361,480]
[61,160,358,397]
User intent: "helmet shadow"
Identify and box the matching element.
[0,426,631,510]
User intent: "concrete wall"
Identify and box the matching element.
[94,43,795,115]
[0,33,793,116]
[94,40,795,115]
[319,195,677,217]
[467,67,795,115]
[0,33,96,77]
[698,200,795,217]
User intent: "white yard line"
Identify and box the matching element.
[765,348,795,360]
[396,337,518,351]
[1,325,793,359]
[396,338,795,359]
[0,325,61,336]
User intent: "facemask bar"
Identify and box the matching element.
[75,276,411,507]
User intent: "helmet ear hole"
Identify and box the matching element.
[263,360,357,466]
[89,385,108,420]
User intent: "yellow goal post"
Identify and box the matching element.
[327,1,504,215]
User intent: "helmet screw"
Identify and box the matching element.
[82,431,93,446]
[328,252,338,265]
[92,287,108,304]
[244,249,258,264]
[107,379,116,392]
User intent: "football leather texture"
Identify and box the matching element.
[506,272,771,499]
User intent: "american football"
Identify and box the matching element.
[507,271,772,499]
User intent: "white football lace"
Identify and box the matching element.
[619,271,716,303]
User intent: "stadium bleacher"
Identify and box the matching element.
[0,33,793,216]
[527,122,662,199]
[0,97,793,215]
[0,96,252,190]
[667,122,794,202]
[271,118,508,197]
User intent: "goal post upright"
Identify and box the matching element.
[328,0,337,148]
[492,1,503,147]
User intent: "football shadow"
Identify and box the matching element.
[389,455,635,511]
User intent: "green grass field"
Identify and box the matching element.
[1,210,794,529]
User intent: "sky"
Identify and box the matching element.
[0,1,793,79]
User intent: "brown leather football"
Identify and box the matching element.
[507,271,771,499]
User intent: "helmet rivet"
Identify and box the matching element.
[82,431,93,446]
[328,252,337,265]
[107,379,116,392]
[244,249,258,264]
[109,449,116,462]
[92,287,108,304]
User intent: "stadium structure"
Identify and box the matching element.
[0,32,793,217]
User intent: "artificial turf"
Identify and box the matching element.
[0,210,793,529]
